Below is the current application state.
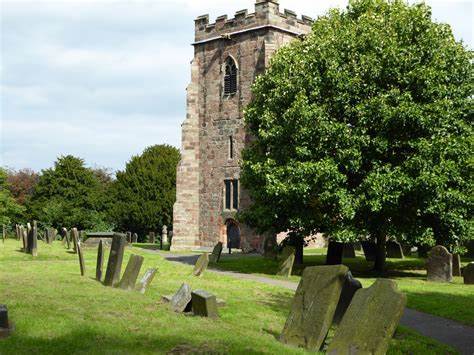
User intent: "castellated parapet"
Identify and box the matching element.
[171,1,312,252]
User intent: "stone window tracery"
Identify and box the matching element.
[224,57,238,96]
[224,179,239,210]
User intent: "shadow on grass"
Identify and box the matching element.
[133,243,170,251]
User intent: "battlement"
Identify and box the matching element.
[194,0,313,44]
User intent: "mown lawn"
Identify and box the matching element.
[0,239,458,354]
[211,251,474,326]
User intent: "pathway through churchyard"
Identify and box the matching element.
[143,249,474,355]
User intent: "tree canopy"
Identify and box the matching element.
[110,144,180,237]
[0,168,25,226]
[240,0,473,269]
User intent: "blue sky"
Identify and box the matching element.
[1,0,472,173]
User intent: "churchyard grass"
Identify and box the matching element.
[0,239,457,354]
[211,253,474,326]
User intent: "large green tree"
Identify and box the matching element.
[0,168,25,226]
[241,0,473,270]
[110,144,180,237]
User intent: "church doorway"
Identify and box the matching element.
[226,220,240,249]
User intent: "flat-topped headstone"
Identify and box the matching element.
[77,241,85,276]
[0,304,14,338]
[170,283,193,313]
[149,232,155,244]
[132,233,138,243]
[209,242,223,263]
[104,233,127,286]
[326,241,343,265]
[96,240,104,281]
[193,253,209,276]
[135,267,157,294]
[191,290,219,319]
[361,241,376,261]
[280,265,349,351]
[426,245,453,282]
[452,254,462,277]
[118,254,144,290]
[327,279,407,355]
[277,246,295,277]
[342,243,356,258]
[263,235,278,260]
[387,240,404,258]
[463,262,474,284]
[332,271,362,325]
[84,232,115,247]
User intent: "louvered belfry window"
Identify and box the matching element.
[224,57,237,96]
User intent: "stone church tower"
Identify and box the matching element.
[171,1,312,251]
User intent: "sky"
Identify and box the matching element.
[1,0,472,173]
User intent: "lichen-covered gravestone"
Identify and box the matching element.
[96,240,104,281]
[132,233,138,243]
[386,240,404,258]
[209,242,223,263]
[361,241,376,261]
[463,262,474,285]
[277,246,295,277]
[332,271,362,325]
[452,254,462,277]
[280,265,349,351]
[193,253,209,277]
[77,241,86,276]
[192,290,219,319]
[118,254,144,290]
[104,233,126,286]
[327,279,406,355]
[136,267,157,294]
[170,283,193,313]
[426,245,453,282]
[162,225,168,244]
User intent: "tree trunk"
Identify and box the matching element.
[373,230,387,271]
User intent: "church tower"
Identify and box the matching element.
[171,1,312,251]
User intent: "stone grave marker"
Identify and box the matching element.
[361,241,376,261]
[96,240,104,282]
[277,246,295,277]
[170,283,193,313]
[452,254,462,277]
[27,222,38,256]
[386,240,404,258]
[149,232,155,244]
[463,262,474,284]
[193,253,209,277]
[326,241,343,265]
[21,227,27,252]
[77,241,86,276]
[327,279,406,355]
[104,233,126,287]
[135,267,157,294]
[15,225,19,240]
[426,245,453,282]
[332,271,362,325]
[118,254,144,290]
[342,243,356,258]
[132,233,138,243]
[264,235,278,260]
[209,242,223,263]
[71,228,79,254]
[162,225,168,244]
[126,232,132,243]
[401,243,412,256]
[191,290,219,319]
[0,304,15,338]
[280,265,349,351]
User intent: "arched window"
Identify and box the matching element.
[224,57,237,96]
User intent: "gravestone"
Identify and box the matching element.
[132,233,138,243]
[332,271,362,325]
[27,223,38,256]
[135,267,157,294]
[83,232,114,247]
[327,279,406,355]
[342,243,356,258]
[193,253,209,277]
[426,245,453,282]
[77,241,85,276]
[326,241,343,265]
[0,304,14,337]
[191,290,219,319]
[104,233,127,287]
[209,242,223,263]
[61,227,67,245]
[170,283,193,313]
[277,246,295,277]
[401,243,412,256]
[71,228,79,254]
[162,225,168,244]
[263,235,278,260]
[463,262,474,284]
[21,228,27,252]
[96,240,104,281]
[118,254,144,290]
[280,265,349,351]
[386,240,404,258]
[452,254,461,277]
[361,241,376,261]
[149,232,155,244]
[126,232,132,243]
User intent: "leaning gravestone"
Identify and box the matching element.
[193,253,209,277]
[132,233,138,243]
[426,245,453,283]
[277,246,295,277]
[191,290,219,319]
[149,232,155,244]
[0,304,15,338]
[326,241,344,265]
[386,240,404,258]
[452,254,462,277]
[209,242,223,263]
[77,241,86,276]
[71,228,79,254]
[104,233,127,286]
[280,265,349,351]
[118,254,144,290]
[327,279,406,355]
[135,267,158,294]
[361,241,376,261]
[342,243,356,258]
[263,235,278,260]
[332,271,362,325]
[96,240,104,281]
[463,262,474,284]
[170,283,193,313]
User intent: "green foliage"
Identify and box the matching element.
[0,168,25,225]
[241,0,473,253]
[110,144,180,236]
[28,155,111,230]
